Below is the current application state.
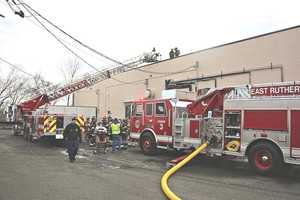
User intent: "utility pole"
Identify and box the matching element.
[0,14,5,18]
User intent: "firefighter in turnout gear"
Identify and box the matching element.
[64,117,81,162]
[120,119,129,149]
[111,118,121,152]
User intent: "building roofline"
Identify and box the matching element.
[184,24,300,57]
[139,24,300,69]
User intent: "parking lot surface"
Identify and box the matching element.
[1,129,300,200]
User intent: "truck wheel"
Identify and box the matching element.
[140,132,156,155]
[248,142,283,175]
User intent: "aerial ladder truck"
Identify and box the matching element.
[7,52,160,141]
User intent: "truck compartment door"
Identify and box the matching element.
[189,120,200,138]
[291,110,300,158]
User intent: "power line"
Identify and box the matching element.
[0,56,34,77]
[108,66,196,88]
[0,56,57,93]
[21,14,112,67]
[0,56,53,91]
[14,0,101,72]
[20,1,123,66]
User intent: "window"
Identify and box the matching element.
[133,104,143,117]
[125,104,132,119]
[145,103,153,116]
[156,102,166,116]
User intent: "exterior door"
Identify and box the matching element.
[291,110,300,158]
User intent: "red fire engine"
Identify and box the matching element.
[125,81,300,174]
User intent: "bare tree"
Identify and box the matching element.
[25,73,52,96]
[0,68,20,108]
[0,70,53,109]
[6,76,28,105]
[60,58,81,106]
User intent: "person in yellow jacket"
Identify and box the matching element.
[111,118,121,152]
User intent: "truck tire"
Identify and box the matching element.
[248,142,283,175]
[140,132,157,155]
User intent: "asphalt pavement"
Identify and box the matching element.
[1,129,300,200]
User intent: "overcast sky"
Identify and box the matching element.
[0,0,300,83]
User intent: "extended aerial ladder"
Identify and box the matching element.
[19,52,159,113]
[5,52,160,129]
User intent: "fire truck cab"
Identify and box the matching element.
[126,81,300,174]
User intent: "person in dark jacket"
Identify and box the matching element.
[174,47,180,57]
[64,117,81,162]
[169,49,175,59]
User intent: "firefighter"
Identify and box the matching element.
[120,119,129,149]
[111,118,121,152]
[169,49,175,59]
[152,47,156,53]
[91,117,97,128]
[64,117,81,162]
[102,116,108,127]
[174,47,180,57]
[95,122,108,154]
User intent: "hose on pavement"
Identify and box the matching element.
[161,142,209,200]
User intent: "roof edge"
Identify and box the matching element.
[183,24,300,58]
[142,24,300,68]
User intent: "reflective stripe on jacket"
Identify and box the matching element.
[111,123,121,135]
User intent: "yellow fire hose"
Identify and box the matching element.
[161,142,209,200]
